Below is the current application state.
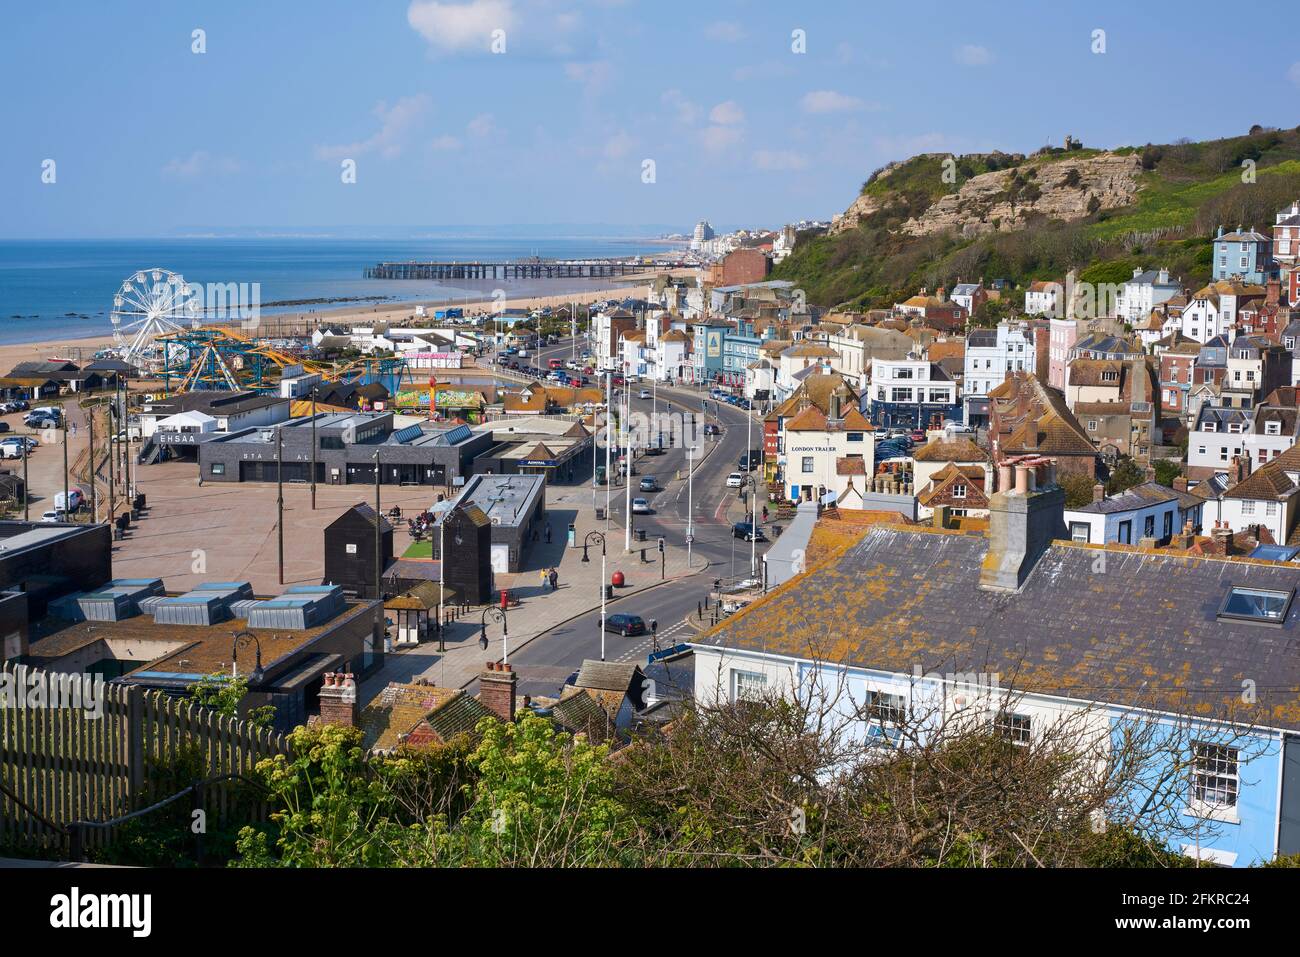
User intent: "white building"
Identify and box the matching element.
[1064,482,1203,545]
[1275,200,1300,265]
[1024,280,1061,317]
[780,401,876,505]
[1186,406,1251,478]
[963,322,1037,422]
[1114,268,1182,323]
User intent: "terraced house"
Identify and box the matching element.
[693,464,1300,866]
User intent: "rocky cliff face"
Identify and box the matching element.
[831,151,1143,238]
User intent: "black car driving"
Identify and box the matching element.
[604,613,647,636]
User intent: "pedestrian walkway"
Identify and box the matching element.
[357,494,707,702]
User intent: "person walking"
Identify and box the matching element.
[548,567,558,591]
[544,523,552,544]
[539,567,550,592]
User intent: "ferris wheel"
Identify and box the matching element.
[110,268,200,365]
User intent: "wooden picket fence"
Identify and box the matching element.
[0,661,290,857]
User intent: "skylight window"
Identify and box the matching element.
[1218,586,1293,625]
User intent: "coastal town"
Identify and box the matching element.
[7,3,1300,936]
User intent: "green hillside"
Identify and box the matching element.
[774,126,1300,313]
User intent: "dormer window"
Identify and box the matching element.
[1101,370,1118,382]
[1267,421,1282,435]
[1204,422,1217,432]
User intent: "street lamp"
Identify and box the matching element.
[581,531,609,661]
[478,606,509,663]
[231,630,265,684]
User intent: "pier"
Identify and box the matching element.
[363,258,680,281]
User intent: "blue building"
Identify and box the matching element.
[721,319,765,389]
[693,476,1300,866]
[691,320,729,386]
[1213,226,1274,284]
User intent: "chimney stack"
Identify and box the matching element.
[1173,476,1188,493]
[1092,482,1106,503]
[979,462,1067,593]
[318,672,358,727]
[1211,523,1234,551]
[479,661,518,722]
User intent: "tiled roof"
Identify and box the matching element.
[912,437,989,462]
[696,523,1300,732]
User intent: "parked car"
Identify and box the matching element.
[732,522,767,542]
[25,413,57,429]
[726,472,744,488]
[604,613,647,637]
[40,509,68,523]
[909,429,927,443]
[638,476,658,492]
[631,497,652,514]
[0,422,9,434]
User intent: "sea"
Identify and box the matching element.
[0,231,674,346]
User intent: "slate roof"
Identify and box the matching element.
[551,687,622,744]
[1069,481,1192,515]
[695,523,1300,731]
[913,437,989,463]
[360,683,492,751]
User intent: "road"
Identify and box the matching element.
[466,333,770,698]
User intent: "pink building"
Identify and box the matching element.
[1048,317,1079,390]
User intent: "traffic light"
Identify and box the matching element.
[657,536,665,553]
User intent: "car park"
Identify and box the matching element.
[638,476,658,492]
[732,522,767,542]
[726,472,744,488]
[604,613,647,637]
[631,497,652,514]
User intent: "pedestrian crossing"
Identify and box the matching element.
[614,618,691,662]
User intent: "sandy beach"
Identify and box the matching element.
[0,282,649,375]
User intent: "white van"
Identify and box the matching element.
[54,488,83,512]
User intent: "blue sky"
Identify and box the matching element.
[3,0,1299,238]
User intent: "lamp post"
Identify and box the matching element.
[686,441,695,569]
[276,426,285,585]
[231,630,265,684]
[310,386,318,510]
[743,475,759,577]
[580,530,608,661]
[477,606,509,663]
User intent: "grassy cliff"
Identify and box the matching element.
[774,126,1300,311]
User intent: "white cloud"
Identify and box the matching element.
[701,125,743,154]
[467,112,498,138]
[162,151,242,178]
[430,134,463,151]
[407,0,513,54]
[709,100,745,126]
[603,131,635,160]
[955,44,993,66]
[564,60,613,95]
[732,60,795,83]
[753,150,809,171]
[661,89,702,125]
[871,131,952,157]
[1289,61,1300,86]
[800,90,872,114]
[315,94,431,160]
[704,21,745,43]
